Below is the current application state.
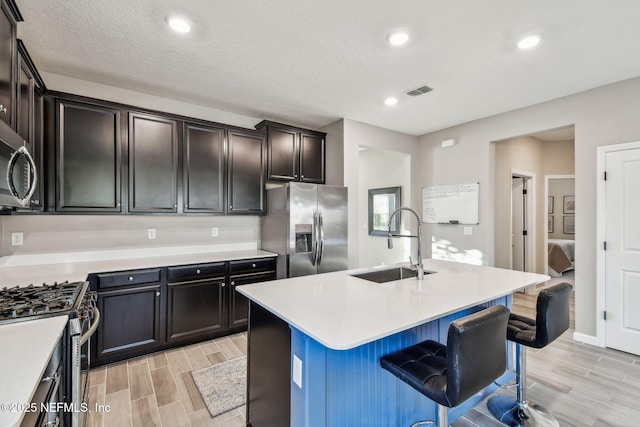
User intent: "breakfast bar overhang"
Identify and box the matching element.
[238,259,549,427]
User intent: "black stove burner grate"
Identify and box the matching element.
[0,281,86,321]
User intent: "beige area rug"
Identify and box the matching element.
[190,356,247,418]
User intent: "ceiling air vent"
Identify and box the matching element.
[406,85,433,97]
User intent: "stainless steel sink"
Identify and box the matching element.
[351,267,421,283]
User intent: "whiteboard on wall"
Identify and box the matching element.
[422,183,479,224]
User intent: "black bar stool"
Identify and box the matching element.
[487,282,572,426]
[380,305,510,427]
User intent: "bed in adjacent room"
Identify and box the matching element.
[548,239,575,276]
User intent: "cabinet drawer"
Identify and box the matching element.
[229,258,276,274]
[167,262,226,282]
[96,268,161,289]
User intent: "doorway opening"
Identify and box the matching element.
[510,171,535,273]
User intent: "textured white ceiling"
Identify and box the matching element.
[15,0,640,135]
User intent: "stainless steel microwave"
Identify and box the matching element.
[0,120,37,210]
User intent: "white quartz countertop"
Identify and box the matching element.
[0,246,277,288]
[0,316,69,427]
[238,259,550,350]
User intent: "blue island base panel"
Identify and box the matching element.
[289,296,513,427]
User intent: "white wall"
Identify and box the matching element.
[321,119,345,186]
[343,119,418,268]
[494,137,574,273]
[358,149,411,268]
[1,215,260,256]
[548,178,575,240]
[41,72,262,129]
[417,76,640,340]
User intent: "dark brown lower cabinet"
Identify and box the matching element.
[90,257,276,367]
[94,283,163,364]
[229,271,275,329]
[166,262,226,344]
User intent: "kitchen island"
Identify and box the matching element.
[238,259,549,427]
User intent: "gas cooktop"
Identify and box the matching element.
[0,281,88,324]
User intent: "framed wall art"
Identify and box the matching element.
[563,196,575,214]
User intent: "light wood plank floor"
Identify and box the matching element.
[88,288,640,427]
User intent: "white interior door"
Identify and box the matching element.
[605,148,640,355]
[512,177,525,271]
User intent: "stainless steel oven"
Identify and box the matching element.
[0,281,99,427]
[0,120,37,209]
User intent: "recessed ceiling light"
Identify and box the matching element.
[517,34,541,49]
[167,16,191,33]
[384,97,398,106]
[387,30,409,46]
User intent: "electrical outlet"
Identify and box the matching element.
[293,354,303,388]
[11,232,24,246]
[464,227,473,236]
[148,228,156,240]
[211,227,219,237]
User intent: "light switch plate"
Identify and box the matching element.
[211,227,219,237]
[293,354,303,388]
[148,228,156,240]
[464,226,473,236]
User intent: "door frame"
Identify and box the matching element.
[544,175,575,275]
[510,169,536,274]
[596,140,640,347]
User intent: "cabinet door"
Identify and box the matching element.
[56,100,122,211]
[16,54,33,142]
[227,129,265,214]
[95,284,162,360]
[229,271,276,329]
[183,123,225,213]
[167,278,225,343]
[0,0,17,128]
[299,132,325,183]
[129,113,179,212]
[267,127,298,181]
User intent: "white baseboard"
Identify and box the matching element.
[572,331,600,346]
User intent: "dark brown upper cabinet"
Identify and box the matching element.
[256,120,326,184]
[56,99,122,212]
[183,122,225,213]
[0,0,19,129]
[128,112,179,213]
[227,128,265,215]
[16,40,45,211]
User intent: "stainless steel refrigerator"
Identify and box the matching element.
[261,182,348,278]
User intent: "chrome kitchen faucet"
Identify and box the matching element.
[387,207,424,280]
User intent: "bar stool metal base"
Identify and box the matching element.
[487,396,559,427]
[487,343,559,427]
[410,404,448,427]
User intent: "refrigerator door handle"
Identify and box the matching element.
[311,211,319,266]
[318,212,325,265]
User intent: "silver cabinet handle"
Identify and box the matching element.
[128,276,134,281]
[231,281,235,286]
[196,269,201,274]
[116,202,121,207]
[173,204,177,208]
[221,282,226,288]
[185,204,188,208]
[156,291,160,296]
[42,372,59,383]
[252,263,256,268]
